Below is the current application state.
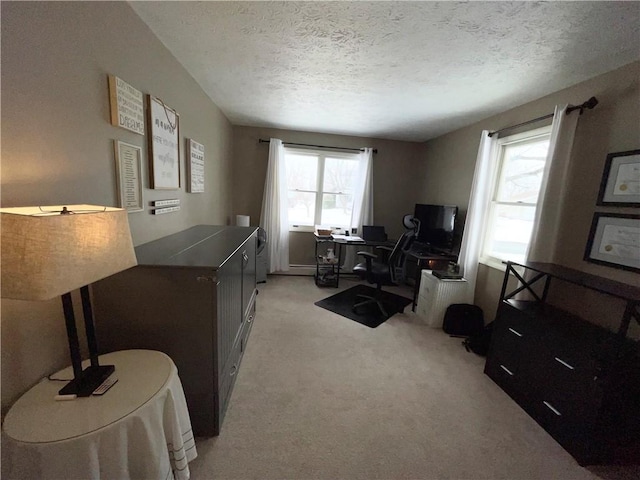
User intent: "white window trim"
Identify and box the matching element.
[285,146,360,232]
[479,125,552,270]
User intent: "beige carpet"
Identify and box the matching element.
[188,276,637,480]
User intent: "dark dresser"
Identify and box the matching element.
[485,261,640,465]
[92,225,257,436]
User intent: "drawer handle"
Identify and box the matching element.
[248,315,253,323]
[543,401,562,416]
[500,364,514,376]
[554,357,575,370]
[508,327,522,337]
[230,364,237,376]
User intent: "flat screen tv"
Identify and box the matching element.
[413,204,458,252]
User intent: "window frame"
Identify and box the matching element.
[284,147,361,232]
[479,125,552,270]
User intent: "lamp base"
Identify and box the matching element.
[58,365,115,397]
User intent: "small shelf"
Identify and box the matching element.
[502,261,640,337]
[507,261,640,302]
[315,273,338,287]
[314,235,341,287]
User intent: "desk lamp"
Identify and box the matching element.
[0,205,137,396]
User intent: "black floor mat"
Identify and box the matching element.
[314,284,412,328]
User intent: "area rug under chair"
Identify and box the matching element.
[314,284,412,328]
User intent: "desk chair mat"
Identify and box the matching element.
[314,284,412,328]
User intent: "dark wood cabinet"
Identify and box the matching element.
[92,225,257,437]
[485,261,640,465]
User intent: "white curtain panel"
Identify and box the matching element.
[344,147,374,270]
[259,138,290,272]
[526,104,578,263]
[457,131,498,302]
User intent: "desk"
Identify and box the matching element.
[2,350,197,480]
[314,234,393,287]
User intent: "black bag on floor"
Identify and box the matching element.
[463,322,494,356]
[442,303,484,337]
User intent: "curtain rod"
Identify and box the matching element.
[487,96,598,138]
[258,139,377,154]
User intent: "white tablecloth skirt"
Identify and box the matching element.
[3,365,197,480]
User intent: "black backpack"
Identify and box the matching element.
[462,322,494,356]
[442,303,484,337]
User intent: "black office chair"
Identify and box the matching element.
[352,229,416,317]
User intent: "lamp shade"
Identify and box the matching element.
[1,205,137,301]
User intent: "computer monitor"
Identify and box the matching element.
[362,225,388,242]
[413,204,457,252]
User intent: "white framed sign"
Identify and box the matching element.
[114,140,144,212]
[147,95,180,189]
[186,138,205,193]
[108,75,144,135]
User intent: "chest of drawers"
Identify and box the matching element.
[485,261,640,465]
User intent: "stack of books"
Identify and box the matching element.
[432,270,463,280]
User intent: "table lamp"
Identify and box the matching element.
[1,205,137,396]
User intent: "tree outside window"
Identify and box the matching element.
[285,148,360,230]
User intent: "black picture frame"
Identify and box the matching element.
[583,212,640,273]
[597,149,640,207]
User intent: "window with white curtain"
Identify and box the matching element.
[284,147,361,231]
[480,126,552,267]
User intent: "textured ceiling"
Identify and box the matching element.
[130,1,640,142]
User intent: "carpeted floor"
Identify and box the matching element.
[188,276,638,480]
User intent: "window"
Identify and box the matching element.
[284,148,361,231]
[480,126,552,267]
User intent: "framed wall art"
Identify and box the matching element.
[186,138,205,193]
[147,95,180,189]
[114,141,144,212]
[108,75,145,135]
[584,212,640,272]
[597,149,640,206]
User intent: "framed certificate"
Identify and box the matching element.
[597,149,640,206]
[584,213,640,272]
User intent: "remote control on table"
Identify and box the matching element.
[92,377,118,396]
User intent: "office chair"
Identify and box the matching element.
[352,228,416,317]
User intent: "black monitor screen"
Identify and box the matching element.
[413,204,457,251]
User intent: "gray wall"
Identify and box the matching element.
[1,2,234,410]
[419,61,640,323]
[232,126,426,265]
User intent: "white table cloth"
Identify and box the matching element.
[2,349,197,480]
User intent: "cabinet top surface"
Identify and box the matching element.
[135,225,258,268]
[508,261,640,302]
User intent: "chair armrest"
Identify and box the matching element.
[375,245,392,262]
[355,250,376,272]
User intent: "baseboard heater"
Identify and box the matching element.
[273,265,315,276]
